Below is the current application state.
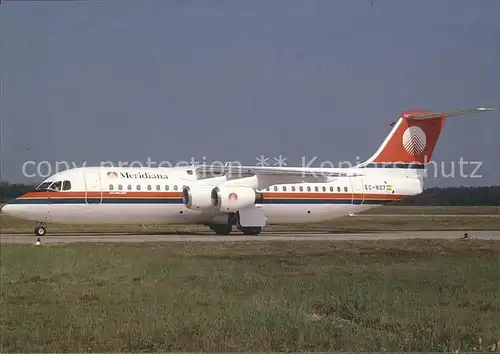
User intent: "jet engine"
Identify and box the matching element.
[182,185,216,210]
[211,186,264,212]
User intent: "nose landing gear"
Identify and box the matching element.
[34,222,47,245]
[34,225,46,236]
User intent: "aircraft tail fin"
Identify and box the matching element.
[357,107,496,169]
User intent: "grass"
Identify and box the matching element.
[1,206,499,234]
[1,240,500,352]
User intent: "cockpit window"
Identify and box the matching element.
[36,180,71,191]
[49,181,62,191]
[36,182,52,191]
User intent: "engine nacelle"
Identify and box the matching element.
[182,185,216,210]
[211,186,264,212]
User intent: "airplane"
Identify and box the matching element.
[1,107,496,238]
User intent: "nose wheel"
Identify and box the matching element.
[34,225,46,236]
[33,224,46,245]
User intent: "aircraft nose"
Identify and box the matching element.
[1,203,13,216]
[1,202,27,219]
[1,200,48,222]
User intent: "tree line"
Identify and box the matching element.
[0,182,499,206]
[391,186,500,206]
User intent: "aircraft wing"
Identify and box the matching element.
[194,164,362,188]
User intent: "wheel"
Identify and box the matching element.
[209,224,232,235]
[241,227,261,235]
[34,226,46,237]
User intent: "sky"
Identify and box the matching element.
[1,0,499,187]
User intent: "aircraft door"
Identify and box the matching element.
[84,170,103,204]
[350,176,364,205]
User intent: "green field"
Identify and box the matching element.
[1,206,499,234]
[2,240,500,352]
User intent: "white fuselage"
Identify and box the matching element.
[3,106,492,234]
[3,166,422,225]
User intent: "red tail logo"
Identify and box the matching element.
[402,125,427,155]
[359,107,495,168]
[370,110,445,165]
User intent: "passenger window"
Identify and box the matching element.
[147,185,152,191]
[127,184,132,191]
[322,186,326,192]
[62,180,71,191]
[274,186,278,191]
[118,184,123,191]
[330,186,334,192]
[174,185,178,191]
[307,186,311,192]
[283,186,287,191]
[137,185,141,191]
[337,187,341,192]
[156,185,160,191]
[299,186,303,192]
[109,184,114,191]
[344,187,348,192]
[314,186,319,192]
[165,185,169,191]
[266,187,270,191]
[291,186,296,192]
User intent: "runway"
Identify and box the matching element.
[1,230,499,244]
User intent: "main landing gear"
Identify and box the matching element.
[207,210,266,236]
[234,210,264,235]
[238,226,262,235]
[208,223,262,235]
[209,224,233,235]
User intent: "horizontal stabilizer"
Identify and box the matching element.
[404,107,496,120]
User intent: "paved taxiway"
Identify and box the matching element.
[1,230,499,244]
